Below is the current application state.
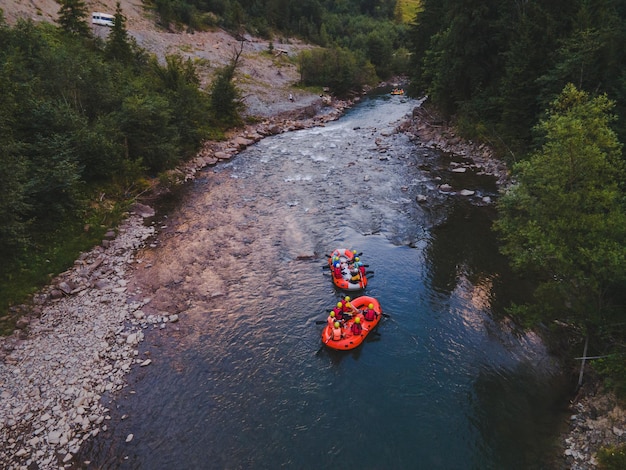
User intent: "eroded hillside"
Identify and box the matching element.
[0,0,318,116]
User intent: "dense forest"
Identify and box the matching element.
[409,0,626,418]
[0,2,242,316]
[409,0,626,158]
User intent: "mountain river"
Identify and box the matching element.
[77,92,570,469]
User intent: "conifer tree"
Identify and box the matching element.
[105,2,132,62]
[495,84,626,329]
[209,42,244,126]
[57,0,90,37]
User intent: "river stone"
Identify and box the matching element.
[130,203,155,218]
[47,431,62,445]
[214,151,230,160]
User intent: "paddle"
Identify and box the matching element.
[315,320,327,325]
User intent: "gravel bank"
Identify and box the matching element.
[0,212,157,468]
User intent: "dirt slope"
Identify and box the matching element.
[0,0,319,116]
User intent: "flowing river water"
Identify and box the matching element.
[77,93,570,469]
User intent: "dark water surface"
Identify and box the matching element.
[78,94,569,469]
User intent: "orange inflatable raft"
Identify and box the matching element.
[328,248,368,291]
[321,296,382,350]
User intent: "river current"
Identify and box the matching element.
[78,93,569,469]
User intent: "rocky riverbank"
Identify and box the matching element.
[0,212,157,468]
[558,374,626,469]
[399,103,511,187]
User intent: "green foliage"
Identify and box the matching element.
[0,146,30,263]
[394,0,421,24]
[595,354,626,401]
[597,443,626,470]
[153,55,213,151]
[152,0,214,31]
[56,0,91,37]
[494,84,626,329]
[409,0,626,153]
[105,2,134,62]
[298,47,377,96]
[120,93,180,173]
[209,62,243,127]
[0,14,226,315]
[365,30,393,78]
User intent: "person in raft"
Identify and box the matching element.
[341,296,358,316]
[327,311,337,328]
[363,303,377,321]
[349,264,361,283]
[350,316,364,336]
[333,262,342,279]
[332,321,343,341]
[354,257,366,278]
[332,302,345,321]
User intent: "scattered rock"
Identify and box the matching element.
[0,215,155,468]
[558,375,626,469]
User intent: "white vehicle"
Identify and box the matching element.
[91,12,115,27]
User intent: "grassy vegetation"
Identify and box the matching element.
[0,197,128,334]
[597,444,626,469]
[396,0,422,23]
[595,355,626,402]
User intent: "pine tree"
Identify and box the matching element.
[495,83,626,328]
[57,0,91,37]
[105,3,133,62]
